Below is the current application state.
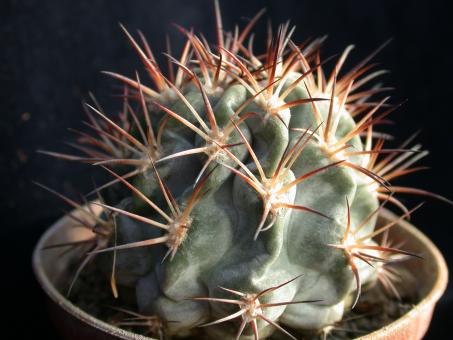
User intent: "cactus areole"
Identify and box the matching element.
[37,1,451,339]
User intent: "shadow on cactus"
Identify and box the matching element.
[36,1,451,339]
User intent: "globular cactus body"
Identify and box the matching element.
[100,38,381,339]
[39,2,444,339]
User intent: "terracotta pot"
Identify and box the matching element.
[32,206,448,340]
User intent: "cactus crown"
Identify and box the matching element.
[38,1,451,339]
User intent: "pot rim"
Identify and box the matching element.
[32,212,152,340]
[357,209,448,339]
[32,208,448,340]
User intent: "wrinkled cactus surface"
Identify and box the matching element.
[39,2,442,339]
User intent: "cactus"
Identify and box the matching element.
[38,1,451,339]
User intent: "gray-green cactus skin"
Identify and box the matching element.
[103,70,381,339]
[34,2,444,338]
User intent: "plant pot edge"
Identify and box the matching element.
[32,208,448,340]
[32,211,151,340]
[357,209,448,340]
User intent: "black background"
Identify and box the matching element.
[1,0,452,338]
